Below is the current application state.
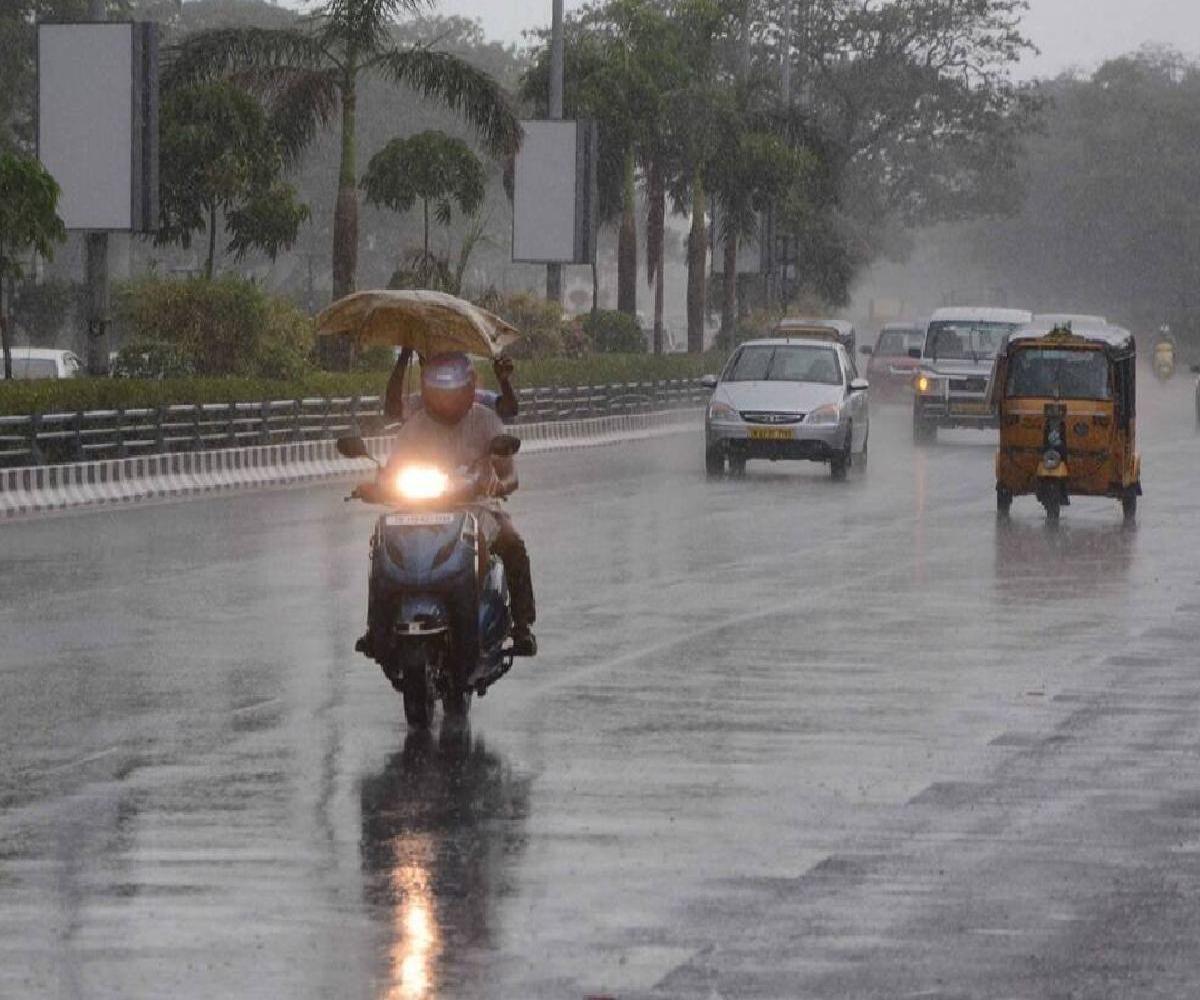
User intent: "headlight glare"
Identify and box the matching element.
[917,375,931,393]
[708,400,739,421]
[394,465,449,501]
[806,403,841,425]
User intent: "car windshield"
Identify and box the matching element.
[925,321,1017,361]
[1007,349,1111,400]
[724,345,842,385]
[876,330,922,357]
[4,359,58,379]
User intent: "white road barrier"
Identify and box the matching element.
[0,409,701,519]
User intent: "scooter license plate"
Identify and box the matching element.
[386,513,457,526]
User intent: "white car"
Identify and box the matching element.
[0,347,83,380]
[703,337,869,480]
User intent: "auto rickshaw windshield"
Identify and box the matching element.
[1006,348,1111,400]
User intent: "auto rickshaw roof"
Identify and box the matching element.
[1004,321,1136,358]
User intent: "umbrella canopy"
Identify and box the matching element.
[315,290,520,359]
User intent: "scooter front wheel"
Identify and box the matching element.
[397,644,436,728]
[443,686,472,719]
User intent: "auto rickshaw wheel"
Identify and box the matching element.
[1039,490,1061,523]
[1122,491,1138,521]
[996,486,1013,515]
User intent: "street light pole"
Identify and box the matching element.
[546,0,565,304]
[86,0,110,375]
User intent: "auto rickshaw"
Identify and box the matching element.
[990,324,1141,522]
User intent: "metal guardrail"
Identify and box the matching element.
[0,378,708,468]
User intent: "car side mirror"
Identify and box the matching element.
[907,348,921,359]
[848,378,869,393]
[859,345,873,356]
[336,435,370,460]
[489,433,522,457]
[700,374,718,390]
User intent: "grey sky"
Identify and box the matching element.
[430,0,1199,78]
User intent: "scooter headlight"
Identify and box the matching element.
[1042,450,1063,471]
[394,465,449,501]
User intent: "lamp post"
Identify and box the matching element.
[85,0,110,375]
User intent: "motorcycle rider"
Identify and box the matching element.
[384,348,519,423]
[376,351,537,656]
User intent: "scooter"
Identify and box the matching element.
[338,433,521,728]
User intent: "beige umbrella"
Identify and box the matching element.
[315,289,520,358]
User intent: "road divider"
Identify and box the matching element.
[1,409,701,519]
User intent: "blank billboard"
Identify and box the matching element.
[38,22,158,232]
[512,120,597,265]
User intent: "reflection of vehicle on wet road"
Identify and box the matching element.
[913,306,1032,444]
[360,727,530,1000]
[992,322,1141,522]
[860,321,926,403]
[704,337,869,480]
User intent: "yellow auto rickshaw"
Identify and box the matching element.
[991,324,1141,522]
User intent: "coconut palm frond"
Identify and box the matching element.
[373,48,523,158]
[322,0,434,53]
[164,28,332,91]
[266,68,342,167]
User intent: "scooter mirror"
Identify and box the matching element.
[489,434,522,458]
[336,435,370,460]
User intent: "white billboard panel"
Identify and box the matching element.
[38,23,135,231]
[513,120,580,264]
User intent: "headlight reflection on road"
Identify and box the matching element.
[387,857,440,1000]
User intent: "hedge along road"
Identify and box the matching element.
[3,377,1200,999]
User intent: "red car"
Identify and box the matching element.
[861,321,927,403]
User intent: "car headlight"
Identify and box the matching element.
[805,403,841,425]
[916,374,933,393]
[708,400,739,421]
[394,465,449,501]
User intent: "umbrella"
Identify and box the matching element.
[315,290,520,359]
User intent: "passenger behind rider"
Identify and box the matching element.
[381,352,537,656]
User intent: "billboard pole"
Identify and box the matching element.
[546,0,564,305]
[85,0,110,375]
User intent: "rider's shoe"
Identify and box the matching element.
[510,626,537,658]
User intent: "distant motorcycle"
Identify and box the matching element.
[339,433,521,728]
[1154,339,1175,381]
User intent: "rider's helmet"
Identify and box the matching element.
[420,351,477,424]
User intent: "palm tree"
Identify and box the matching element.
[166,0,521,300]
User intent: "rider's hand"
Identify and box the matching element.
[493,355,514,382]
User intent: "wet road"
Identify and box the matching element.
[3,375,1200,999]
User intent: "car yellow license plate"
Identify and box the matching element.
[749,427,793,441]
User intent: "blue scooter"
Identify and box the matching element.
[338,433,520,727]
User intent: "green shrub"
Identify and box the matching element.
[112,339,196,379]
[478,290,567,360]
[115,275,315,378]
[0,352,727,416]
[583,310,647,354]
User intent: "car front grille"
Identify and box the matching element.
[739,411,806,425]
[949,377,988,394]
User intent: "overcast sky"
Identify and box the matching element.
[428,0,1199,78]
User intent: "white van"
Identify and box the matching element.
[0,347,83,380]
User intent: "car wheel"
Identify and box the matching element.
[705,444,726,478]
[830,425,851,481]
[728,455,747,477]
[858,430,869,470]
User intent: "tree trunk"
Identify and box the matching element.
[647,160,666,354]
[332,71,358,301]
[687,168,707,354]
[0,277,11,381]
[617,147,637,316]
[205,203,218,280]
[721,225,738,342]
